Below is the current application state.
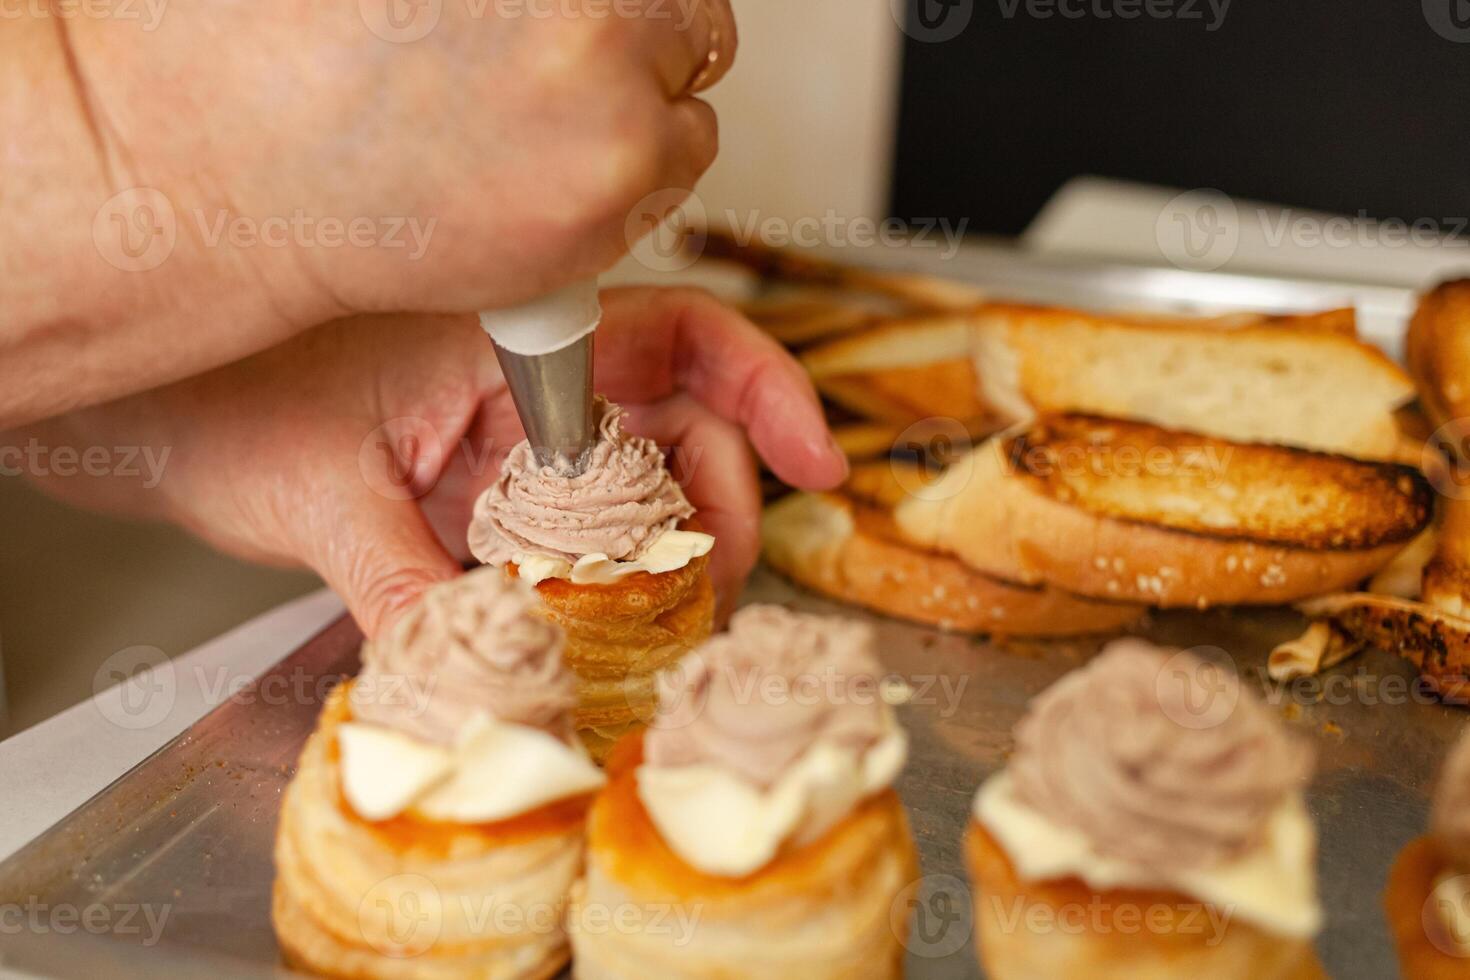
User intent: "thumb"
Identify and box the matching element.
[308,491,463,640]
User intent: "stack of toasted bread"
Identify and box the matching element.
[1280,279,1470,701]
[708,235,1451,643]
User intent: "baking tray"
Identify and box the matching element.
[0,252,1459,979]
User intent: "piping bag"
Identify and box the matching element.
[479,278,600,473]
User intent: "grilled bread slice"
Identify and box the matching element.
[762,463,1144,636]
[971,304,1413,459]
[896,415,1432,608]
[1407,278,1470,434]
[801,316,988,423]
[701,230,987,313]
[797,303,1401,453]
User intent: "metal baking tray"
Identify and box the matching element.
[0,251,1458,980]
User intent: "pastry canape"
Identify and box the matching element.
[272,568,606,979]
[1386,728,1470,976]
[469,397,715,758]
[569,604,918,978]
[966,638,1325,980]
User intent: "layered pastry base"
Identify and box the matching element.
[569,605,919,979]
[469,398,715,756]
[1386,728,1470,977]
[966,639,1326,980]
[272,569,606,979]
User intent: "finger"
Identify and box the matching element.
[306,422,466,638]
[641,0,737,98]
[312,493,463,639]
[620,394,760,622]
[596,286,849,490]
[658,96,719,190]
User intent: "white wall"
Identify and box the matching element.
[697,2,903,224]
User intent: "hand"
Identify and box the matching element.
[74,0,734,314]
[18,288,846,635]
[3,0,734,426]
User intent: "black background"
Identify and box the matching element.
[889,0,1470,235]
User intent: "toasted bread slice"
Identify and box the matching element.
[701,230,986,312]
[971,304,1413,459]
[896,415,1432,607]
[801,316,987,422]
[739,286,906,347]
[1407,278,1470,431]
[761,464,1144,636]
[827,416,1001,462]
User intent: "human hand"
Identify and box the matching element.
[19,288,845,635]
[72,0,734,316]
[3,2,734,428]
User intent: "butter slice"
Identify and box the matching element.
[337,723,454,821]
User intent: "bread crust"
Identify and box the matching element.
[898,425,1422,608]
[1407,278,1470,431]
[973,303,1413,459]
[964,821,1324,980]
[763,490,1144,635]
[1007,415,1432,551]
